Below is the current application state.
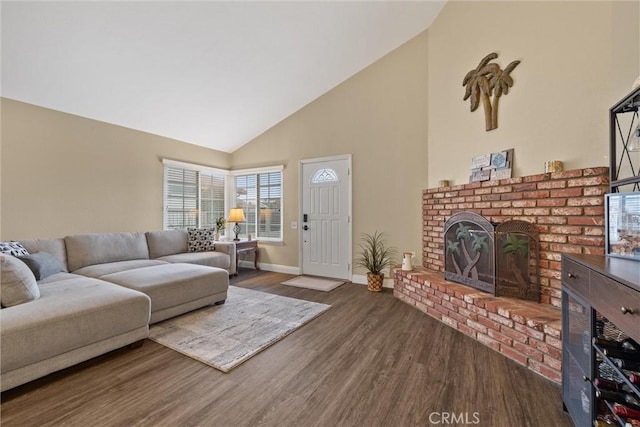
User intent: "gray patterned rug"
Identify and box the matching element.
[149,286,331,372]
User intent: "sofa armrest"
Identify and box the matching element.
[214,242,237,275]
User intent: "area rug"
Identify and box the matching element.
[281,275,345,292]
[149,286,330,372]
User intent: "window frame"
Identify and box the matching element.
[231,165,284,242]
[162,159,229,231]
[162,159,284,243]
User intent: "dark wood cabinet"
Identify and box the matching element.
[562,254,640,426]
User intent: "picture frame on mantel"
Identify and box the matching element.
[469,148,514,183]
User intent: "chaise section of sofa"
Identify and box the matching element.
[99,263,228,323]
[64,231,229,323]
[1,272,151,392]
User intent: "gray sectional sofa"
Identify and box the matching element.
[1,230,235,392]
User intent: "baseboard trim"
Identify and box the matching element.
[238,262,393,288]
[238,260,301,275]
[351,274,395,289]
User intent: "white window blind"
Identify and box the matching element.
[164,167,198,230]
[199,174,226,229]
[234,169,283,241]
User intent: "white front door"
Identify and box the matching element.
[301,156,351,280]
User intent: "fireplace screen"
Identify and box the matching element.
[444,212,495,293]
[444,212,540,301]
[495,221,540,301]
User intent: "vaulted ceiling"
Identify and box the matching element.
[2,1,445,152]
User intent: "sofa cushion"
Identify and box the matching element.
[187,228,215,252]
[146,229,188,259]
[65,232,150,272]
[20,238,69,272]
[0,276,151,373]
[0,254,40,307]
[18,252,65,280]
[99,263,228,314]
[74,260,168,278]
[156,251,230,270]
[0,241,29,257]
[38,272,82,284]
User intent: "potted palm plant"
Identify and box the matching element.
[355,231,397,292]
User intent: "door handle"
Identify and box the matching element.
[303,225,309,231]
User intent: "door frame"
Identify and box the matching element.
[298,154,352,280]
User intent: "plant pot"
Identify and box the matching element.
[367,273,384,292]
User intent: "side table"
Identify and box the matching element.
[234,240,259,275]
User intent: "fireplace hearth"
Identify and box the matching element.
[444,212,540,302]
[396,167,609,383]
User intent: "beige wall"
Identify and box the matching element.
[231,31,429,272]
[1,98,231,240]
[2,1,638,272]
[612,0,640,97]
[232,0,639,271]
[428,0,639,186]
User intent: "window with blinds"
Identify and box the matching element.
[164,166,225,230]
[199,174,226,229]
[234,170,283,240]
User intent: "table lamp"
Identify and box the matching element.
[227,208,246,241]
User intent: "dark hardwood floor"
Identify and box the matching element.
[1,269,572,426]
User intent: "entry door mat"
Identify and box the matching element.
[149,286,331,372]
[281,276,345,292]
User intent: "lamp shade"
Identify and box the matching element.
[227,208,246,223]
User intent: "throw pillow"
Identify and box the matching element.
[0,254,40,307]
[187,228,216,252]
[18,251,64,280]
[0,241,30,257]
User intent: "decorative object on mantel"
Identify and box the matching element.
[438,180,450,187]
[354,231,397,292]
[470,148,513,182]
[544,160,564,173]
[401,252,415,271]
[463,52,521,131]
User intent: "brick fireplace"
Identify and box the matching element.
[394,167,609,383]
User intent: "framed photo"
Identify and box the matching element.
[471,154,491,169]
[605,192,640,260]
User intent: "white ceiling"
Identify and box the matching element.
[1,1,445,153]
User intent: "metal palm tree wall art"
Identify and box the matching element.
[463,52,520,131]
